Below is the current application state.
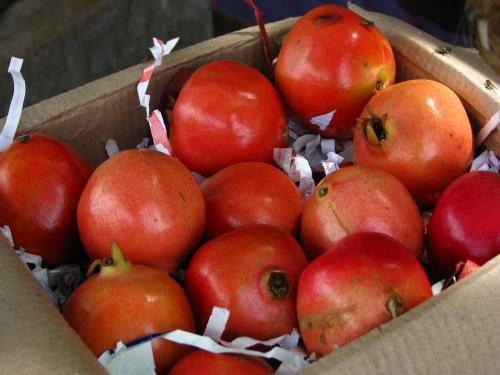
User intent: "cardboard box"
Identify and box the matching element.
[0,6,499,374]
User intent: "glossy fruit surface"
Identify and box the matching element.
[0,133,92,266]
[201,162,304,239]
[170,60,287,177]
[353,79,474,208]
[185,225,308,341]
[297,232,432,357]
[77,149,205,272]
[167,350,273,375]
[427,171,499,277]
[275,4,395,139]
[63,243,195,374]
[300,166,423,260]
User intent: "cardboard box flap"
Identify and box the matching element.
[301,255,500,374]
[0,236,107,375]
[351,5,500,153]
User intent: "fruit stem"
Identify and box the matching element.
[264,270,290,299]
[387,294,403,319]
[100,242,132,276]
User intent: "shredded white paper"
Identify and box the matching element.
[99,341,155,375]
[292,134,317,154]
[274,114,349,196]
[287,116,311,140]
[0,57,25,152]
[310,110,336,131]
[303,135,321,159]
[136,138,151,149]
[475,110,499,147]
[321,152,344,175]
[477,19,491,52]
[1,225,82,307]
[470,149,499,173]
[289,155,315,199]
[137,37,179,155]
[273,148,294,174]
[105,139,120,158]
[432,280,445,296]
[148,109,172,154]
[98,306,309,374]
[320,139,336,156]
[203,306,230,340]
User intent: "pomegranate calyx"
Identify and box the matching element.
[99,241,132,276]
[263,269,290,299]
[318,185,329,198]
[386,294,404,319]
[358,108,387,146]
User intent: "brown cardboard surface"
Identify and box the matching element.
[301,254,500,374]
[0,7,499,375]
[0,236,107,374]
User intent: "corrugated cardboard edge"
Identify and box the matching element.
[301,254,500,374]
[0,236,108,375]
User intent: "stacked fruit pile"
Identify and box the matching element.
[0,4,498,374]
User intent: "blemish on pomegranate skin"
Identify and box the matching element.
[320,334,328,346]
[313,12,342,25]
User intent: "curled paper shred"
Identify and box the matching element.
[287,116,312,140]
[310,110,336,132]
[292,134,317,154]
[304,135,321,159]
[105,139,120,158]
[475,110,499,148]
[274,115,350,194]
[432,280,445,296]
[289,155,315,199]
[320,138,336,156]
[321,152,344,176]
[335,139,354,162]
[273,148,294,174]
[14,248,83,307]
[137,37,179,155]
[99,306,309,374]
[47,264,84,306]
[0,57,25,152]
[99,341,155,375]
[1,225,82,308]
[148,109,172,155]
[162,330,308,372]
[136,138,151,149]
[203,306,230,340]
[470,149,499,173]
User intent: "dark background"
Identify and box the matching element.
[0,0,480,115]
